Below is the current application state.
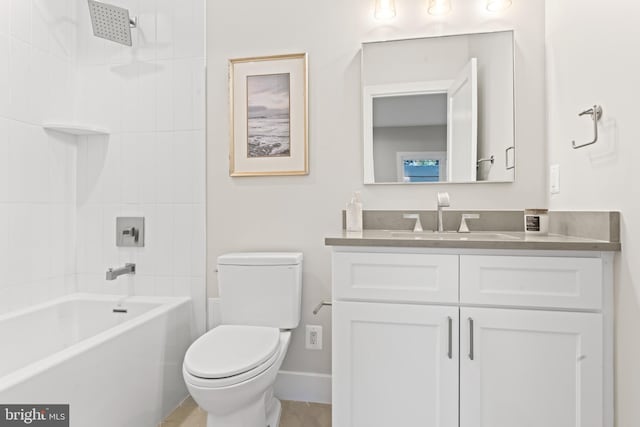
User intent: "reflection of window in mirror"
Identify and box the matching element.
[397,152,447,183]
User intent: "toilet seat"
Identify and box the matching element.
[184,325,281,387]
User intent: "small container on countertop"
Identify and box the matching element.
[524,209,549,235]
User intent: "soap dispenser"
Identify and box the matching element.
[346,191,363,232]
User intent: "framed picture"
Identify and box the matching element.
[229,53,308,176]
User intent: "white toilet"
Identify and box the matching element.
[183,252,303,427]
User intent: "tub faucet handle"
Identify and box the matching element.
[122,227,139,242]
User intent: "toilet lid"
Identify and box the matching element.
[184,325,280,379]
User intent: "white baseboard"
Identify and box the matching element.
[274,370,332,405]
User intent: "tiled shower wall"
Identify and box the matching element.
[73,0,207,333]
[0,0,206,332]
[0,0,78,314]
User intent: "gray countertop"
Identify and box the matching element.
[325,230,621,251]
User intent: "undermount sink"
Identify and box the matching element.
[389,231,520,240]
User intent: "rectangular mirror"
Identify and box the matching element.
[362,30,515,184]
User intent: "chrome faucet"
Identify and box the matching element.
[106,263,136,281]
[436,192,450,232]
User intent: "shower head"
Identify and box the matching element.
[87,0,137,46]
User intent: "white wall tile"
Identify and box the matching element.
[172,58,196,130]
[49,0,75,60]
[7,204,35,285]
[172,130,205,204]
[7,121,50,203]
[154,60,173,131]
[29,46,52,124]
[10,0,31,44]
[154,132,174,203]
[136,0,157,62]
[31,0,50,53]
[77,204,103,274]
[101,205,121,269]
[120,133,154,203]
[144,204,174,277]
[172,205,193,277]
[0,0,11,37]
[191,204,206,278]
[63,204,76,276]
[100,136,123,204]
[31,204,53,281]
[47,55,75,122]
[190,277,206,335]
[0,118,8,202]
[155,0,174,60]
[8,38,31,123]
[133,275,155,296]
[133,132,158,204]
[0,204,8,289]
[0,35,9,118]
[155,276,174,296]
[47,131,76,204]
[75,65,121,132]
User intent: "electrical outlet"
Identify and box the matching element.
[305,325,323,350]
[550,164,560,194]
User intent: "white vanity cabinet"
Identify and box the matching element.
[331,249,614,427]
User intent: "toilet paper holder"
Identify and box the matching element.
[313,300,332,315]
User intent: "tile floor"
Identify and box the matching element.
[160,397,332,427]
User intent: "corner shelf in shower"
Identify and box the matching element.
[43,123,110,136]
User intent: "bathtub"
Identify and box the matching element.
[0,293,194,427]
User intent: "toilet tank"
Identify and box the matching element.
[217,252,303,329]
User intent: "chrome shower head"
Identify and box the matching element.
[87,0,137,46]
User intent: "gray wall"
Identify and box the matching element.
[206,0,546,375]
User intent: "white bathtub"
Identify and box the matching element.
[0,293,194,427]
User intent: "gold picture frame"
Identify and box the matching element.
[229,53,308,176]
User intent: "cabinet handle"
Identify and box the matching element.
[447,316,453,359]
[468,317,475,361]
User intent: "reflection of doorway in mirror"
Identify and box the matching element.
[397,152,447,183]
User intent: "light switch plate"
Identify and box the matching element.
[550,164,560,194]
[116,217,145,247]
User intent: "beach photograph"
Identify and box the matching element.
[247,73,291,157]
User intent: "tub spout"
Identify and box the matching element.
[106,263,136,281]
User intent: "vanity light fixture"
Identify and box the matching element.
[486,0,512,12]
[374,0,397,20]
[428,0,452,15]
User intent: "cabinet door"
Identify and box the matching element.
[333,301,458,427]
[460,307,603,427]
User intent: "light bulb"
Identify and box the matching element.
[428,0,452,15]
[374,0,397,20]
[486,0,512,12]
